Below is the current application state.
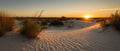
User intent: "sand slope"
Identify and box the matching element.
[0,21,120,51]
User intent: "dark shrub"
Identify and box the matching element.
[0,11,14,37]
[40,19,50,25]
[109,11,120,30]
[100,19,110,28]
[49,20,64,27]
[100,11,120,31]
[0,28,5,37]
[60,16,67,21]
[20,20,44,38]
[0,17,14,31]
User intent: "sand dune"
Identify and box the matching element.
[0,21,120,51]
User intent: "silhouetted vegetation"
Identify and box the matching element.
[0,11,14,37]
[100,11,120,31]
[20,20,44,38]
[109,11,120,30]
[0,28,5,37]
[49,20,64,27]
[39,16,66,27]
[40,19,50,25]
[60,16,67,21]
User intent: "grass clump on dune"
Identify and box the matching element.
[20,20,44,38]
[100,11,120,31]
[0,28,5,37]
[0,11,14,37]
[109,11,120,30]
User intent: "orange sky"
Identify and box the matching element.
[1,0,120,17]
[10,9,117,18]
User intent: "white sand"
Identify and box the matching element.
[0,20,120,51]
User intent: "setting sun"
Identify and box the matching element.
[84,15,91,19]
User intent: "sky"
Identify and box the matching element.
[0,0,120,17]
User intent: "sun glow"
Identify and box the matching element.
[84,15,91,19]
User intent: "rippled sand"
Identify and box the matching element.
[0,24,120,51]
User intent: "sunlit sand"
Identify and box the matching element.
[0,20,120,51]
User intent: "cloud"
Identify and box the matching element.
[99,8,120,11]
[88,8,120,13]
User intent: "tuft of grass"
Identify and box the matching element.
[0,28,5,37]
[49,20,64,27]
[40,19,50,25]
[0,11,14,37]
[109,11,120,30]
[100,10,120,31]
[100,19,110,28]
[20,20,44,38]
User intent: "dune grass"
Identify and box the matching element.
[20,19,44,38]
[100,11,120,31]
[0,11,14,37]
